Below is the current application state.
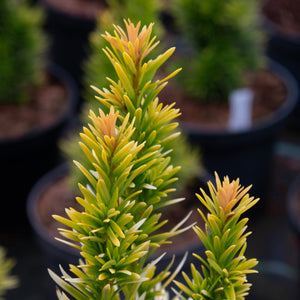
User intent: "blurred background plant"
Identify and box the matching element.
[0,247,18,300]
[0,0,47,105]
[170,0,266,102]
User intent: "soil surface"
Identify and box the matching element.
[262,0,300,37]
[43,0,107,19]
[159,69,287,131]
[0,74,69,140]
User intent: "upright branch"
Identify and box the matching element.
[49,20,188,300]
[174,173,260,300]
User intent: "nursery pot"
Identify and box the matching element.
[262,0,300,130]
[0,64,78,233]
[183,60,298,208]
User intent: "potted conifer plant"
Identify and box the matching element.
[163,0,299,201]
[26,10,202,295]
[0,0,78,231]
[44,20,260,299]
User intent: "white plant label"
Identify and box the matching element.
[228,88,254,131]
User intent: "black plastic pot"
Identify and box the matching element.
[183,60,299,206]
[37,0,97,110]
[262,3,300,130]
[0,64,78,233]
